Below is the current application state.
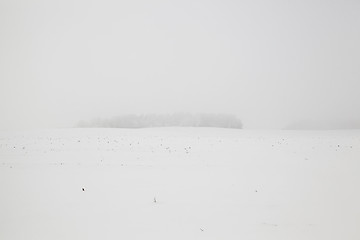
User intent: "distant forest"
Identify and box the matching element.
[77,113,243,129]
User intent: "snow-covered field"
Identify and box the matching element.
[0,128,359,240]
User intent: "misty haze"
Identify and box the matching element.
[1,0,360,239]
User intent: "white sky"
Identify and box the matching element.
[1,0,359,129]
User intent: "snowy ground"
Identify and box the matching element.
[0,128,360,240]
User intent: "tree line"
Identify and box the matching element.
[77,113,242,129]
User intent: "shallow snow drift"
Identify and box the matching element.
[0,128,359,240]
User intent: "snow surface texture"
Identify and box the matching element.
[0,128,359,240]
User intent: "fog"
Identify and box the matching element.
[1,0,359,130]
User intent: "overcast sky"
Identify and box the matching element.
[1,0,359,129]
